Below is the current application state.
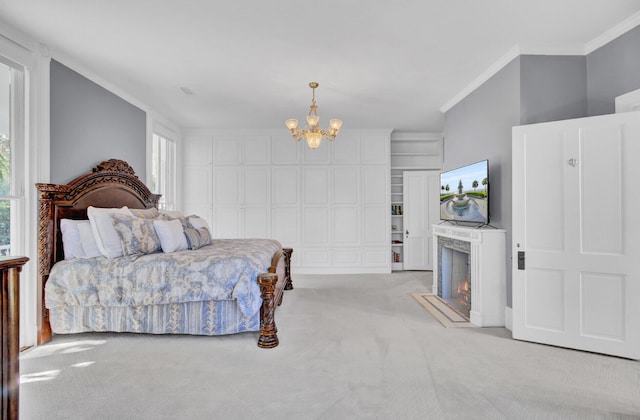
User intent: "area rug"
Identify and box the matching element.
[411,293,477,328]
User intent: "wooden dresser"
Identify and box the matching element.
[1,256,29,420]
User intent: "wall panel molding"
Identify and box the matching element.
[182,129,392,273]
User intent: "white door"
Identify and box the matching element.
[512,111,640,359]
[403,171,440,270]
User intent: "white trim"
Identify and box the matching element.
[50,50,180,134]
[150,118,182,210]
[390,131,443,142]
[0,17,38,61]
[35,54,51,184]
[585,10,640,54]
[440,45,521,113]
[153,120,179,139]
[145,115,153,186]
[504,306,513,331]
[615,88,640,113]
[294,267,390,275]
[0,21,48,347]
[51,51,151,113]
[441,13,640,114]
[518,45,585,56]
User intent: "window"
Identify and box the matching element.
[0,61,24,256]
[151,132,176,210]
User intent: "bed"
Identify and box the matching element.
[36,159,293,348]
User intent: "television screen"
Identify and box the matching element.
[440,160,489,224]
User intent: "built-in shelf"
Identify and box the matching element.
[390,132,443,272]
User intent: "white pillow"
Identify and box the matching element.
[87,206,130,258]
[78,222,103,258]
[60,219,87,259]
[153,219,188,253]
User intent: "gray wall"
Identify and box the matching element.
[587,25,640,116]
[521,55,588,125]
[50,60,146,184]
[443,57,520,306]
[444,26,640,309]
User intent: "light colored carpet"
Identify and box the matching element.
[411,293,476,328]
[20,271,640,420]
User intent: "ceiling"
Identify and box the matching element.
[1,1,640,132]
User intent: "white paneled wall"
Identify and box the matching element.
[182,129,392,273]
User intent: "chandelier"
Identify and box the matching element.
[285,82,343,149]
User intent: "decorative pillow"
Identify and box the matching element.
[129,207,160,219]
[187,215,212,236]
[77,222,103,258]
[87,206,131,258]
[153,219,188,253]
[197,227,212,247]
[183,226,212,250]
[60,219,87,259]
[183,227,203,250]
[110,213,161,256]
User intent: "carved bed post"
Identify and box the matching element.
[257,273,279,348]
[36,184,69,344]
[283,248,294,290]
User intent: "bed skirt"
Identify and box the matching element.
[48,300,260,336]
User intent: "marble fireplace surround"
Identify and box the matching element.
[432,224,507,327]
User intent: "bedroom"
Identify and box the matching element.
[1,1,640,418]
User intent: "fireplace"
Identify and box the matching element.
[432,225,507,327]
[438,238,471,318]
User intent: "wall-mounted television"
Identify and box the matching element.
[439,160,489,225]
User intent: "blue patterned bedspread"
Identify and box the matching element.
[45,239,282,319]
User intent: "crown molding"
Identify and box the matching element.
[585,10,640,54]
[51,50,180,133]
[440,45,521,113]
[51,51,151,113]
[441,12,640,114]
[518,45,586,56]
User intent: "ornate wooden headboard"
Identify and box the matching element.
[35,159,161,343]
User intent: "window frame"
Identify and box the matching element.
[0,61,26,257]
[150,123,178,211]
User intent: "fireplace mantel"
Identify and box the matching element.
[432,224,506,327]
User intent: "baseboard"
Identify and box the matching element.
[293,267,391,275]
[470,311,505,327]
[504,306,513,331]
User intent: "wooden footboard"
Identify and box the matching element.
[257,247,293,348]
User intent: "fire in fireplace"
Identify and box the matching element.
[437,237,472,318]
